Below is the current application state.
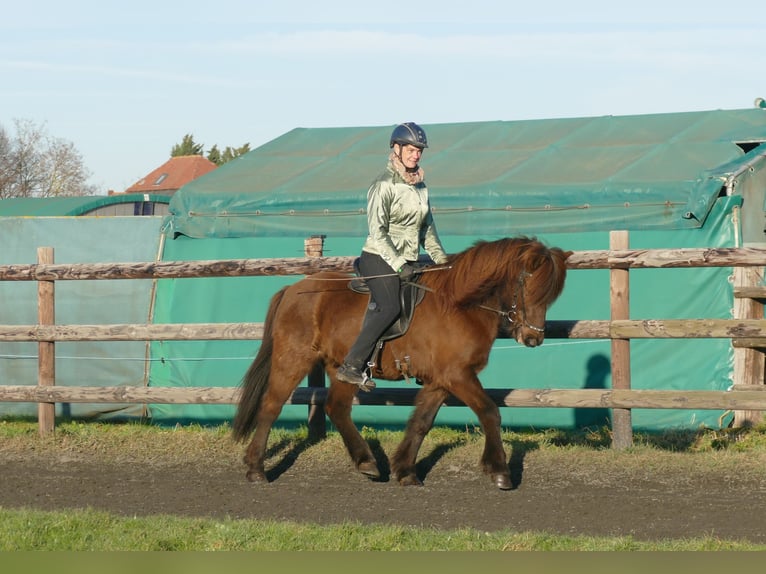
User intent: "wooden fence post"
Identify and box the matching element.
[610,231,633,448]
[732,266,766,427]
[304,235,327,440]
[37,247,55,436]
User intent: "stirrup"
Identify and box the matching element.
[337,363,376,392]
[358,362,376,392]
[358,373,376,392]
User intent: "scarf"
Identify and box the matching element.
[389,151,424,185]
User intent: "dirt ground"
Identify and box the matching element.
[2,432,766,545]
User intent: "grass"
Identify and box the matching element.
[2,418,766,551]
[1,507,763,551]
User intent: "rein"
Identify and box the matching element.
[310,265,453,282]
[311,263,545,333]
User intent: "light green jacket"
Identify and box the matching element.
[362,162,448,272]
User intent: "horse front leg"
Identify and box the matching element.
[448,375,511,490]
[325,375,379,479]
[391,384,450,486]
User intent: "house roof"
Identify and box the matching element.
[167,108,766,239]
[124,155,217,194]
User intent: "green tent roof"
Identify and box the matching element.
[0,194,170,217]
[167,109,766,239]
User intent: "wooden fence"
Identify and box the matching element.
[2,231,766,448]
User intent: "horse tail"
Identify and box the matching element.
[231,286,288,442]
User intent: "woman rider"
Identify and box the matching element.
[336,122,449,390]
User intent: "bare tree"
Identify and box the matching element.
[0,118,96,198]
[0,125,13,198]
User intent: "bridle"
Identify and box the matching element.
[477,270,546,334]
[407,267,546,334]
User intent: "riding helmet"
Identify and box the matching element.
[390,122,428,149]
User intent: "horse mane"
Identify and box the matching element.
[424,236,570,311]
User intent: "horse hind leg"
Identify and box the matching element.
[243,353,315,483]
[391,385,451,486]
[243,419,274,482]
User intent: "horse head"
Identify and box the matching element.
[506,240,572,347]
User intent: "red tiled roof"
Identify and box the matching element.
[123,155,217,193]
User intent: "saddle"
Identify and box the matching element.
[348,258,426,341]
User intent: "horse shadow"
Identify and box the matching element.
[413,440,463,482]
[263,435,320,482]
[410,436,539,488]
[379,434,539,488]
[261,431,540,488]
[574,353,612,430]
[506,438,540,489]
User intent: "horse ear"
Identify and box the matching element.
[563,250,574,260]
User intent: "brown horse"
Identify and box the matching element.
[232,236,571,490]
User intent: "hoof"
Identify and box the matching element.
[397,474,424,487]
[357,461,381,479]
[246,469,268,483]
[492,473,512,490]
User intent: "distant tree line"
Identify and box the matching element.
[0,119,97,199]
[0,121,252,199]
[171,134,250,166]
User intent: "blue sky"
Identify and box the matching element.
[1,1,763,193]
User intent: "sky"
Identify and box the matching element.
[1,0,764,194]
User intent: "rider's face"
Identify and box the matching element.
[397,144,423,170]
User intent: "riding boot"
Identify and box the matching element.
[336,363,374,391]
[338,299,399,391]
[338,251,401,391]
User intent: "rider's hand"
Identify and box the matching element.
[398,263,416,281]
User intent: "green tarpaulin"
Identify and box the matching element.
[4,107,766,430]
[0,217,164,419]
[149,198,739,430]
[167,109,766,239]
[149,108,766,430]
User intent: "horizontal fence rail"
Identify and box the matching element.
[1,385,765,411]
[2,236,766,444]
[2,319,766,342]
[3,246,766,283]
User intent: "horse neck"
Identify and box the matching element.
[432,251,520,310]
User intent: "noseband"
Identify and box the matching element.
[479,271,546,333]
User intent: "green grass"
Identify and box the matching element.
[1,507,763,551]
[2,418,766,551]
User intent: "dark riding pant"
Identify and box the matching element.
[344,251,404,370]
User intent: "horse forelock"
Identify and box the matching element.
[524,245,569,306]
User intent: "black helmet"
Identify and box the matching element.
[389,122,428,149]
